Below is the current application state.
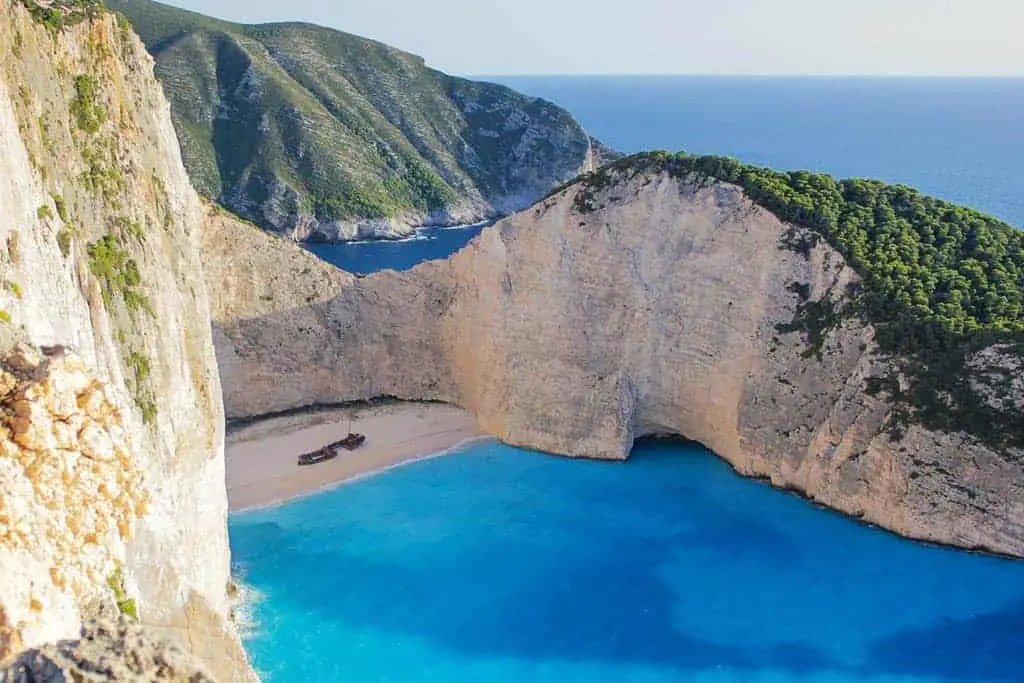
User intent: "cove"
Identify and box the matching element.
[230,440,1024,682]
[304,223,488,275]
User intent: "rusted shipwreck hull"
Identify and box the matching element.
[297,433,366,466]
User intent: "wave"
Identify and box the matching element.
[228,562,265,642]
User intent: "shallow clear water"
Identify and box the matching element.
[230,440,1024,682]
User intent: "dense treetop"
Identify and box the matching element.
[568,151,1024,449]
[578,151,1024,336]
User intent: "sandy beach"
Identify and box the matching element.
[226,402,485,512]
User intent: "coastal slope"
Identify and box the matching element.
[0,2,252,679]
[210,157,1024,558]
[107,0,607,241]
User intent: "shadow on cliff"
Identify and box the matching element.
[230,441,1024,680]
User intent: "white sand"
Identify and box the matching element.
[225,402,485,512]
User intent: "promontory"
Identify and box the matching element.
[211,153,1024,558]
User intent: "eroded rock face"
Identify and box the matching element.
[0,344,146,661]
[201,204,354,326]
[294,202,491,243]
[0,4,252,679]
[211,170,1024,558]
[968,344,1024,413]
[0,616,213,682]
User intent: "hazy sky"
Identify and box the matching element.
[165,0,1024,76]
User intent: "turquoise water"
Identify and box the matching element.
[230,440,1024,682]
[242,78,1024,679]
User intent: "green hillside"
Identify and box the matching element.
[107,0,600,238]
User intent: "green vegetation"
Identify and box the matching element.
[313,189,386,222]
[71,74,106,134]
[84,213,159,422]
[0,310,10,324]
[38,116,57,157]
[21,0,104,31]
[56,221,80,258]
[114,10,131,30]
[114,215,144,243]
[139,397,157,426]
[149,173,173,230]
[569,151,1024,449]
[80,137,126,201]
[125,349,149,383]
[36,204,52,220]
[86,232,151,315]
[5,281,23,299]
[124,348,157,425]
[104,0,590,233]
[308,163,456,222]
[57,228,74,257]
[52,194,68,222]
[106,566,138,620]
[570,164,617,213]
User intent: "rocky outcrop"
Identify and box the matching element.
[0,615,214,682]
[0,3,252,679]
[201,203,352,325]
[294,204,488,244]
[0,343,145,659]
[211,168,1024,558]
[107,0,601,242]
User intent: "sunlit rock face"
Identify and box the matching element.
[0,344,145,660]
[0,3,252,679]
[212,169,1024,559]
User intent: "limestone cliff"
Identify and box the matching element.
[201,203,352,326]
[0,342,145,659]
[0,2,252,679]
[211,167,1024,558]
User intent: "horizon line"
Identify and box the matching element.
[463,72,1024,79]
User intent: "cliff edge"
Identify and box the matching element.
[0,1,252,679]
[211,156,1024,558]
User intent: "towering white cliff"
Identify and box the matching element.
[211,168,1024,559]
[0,3,252,679]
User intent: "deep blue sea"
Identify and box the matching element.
[308,76,1023,274]
[304,223,489,275]
[232,441,1024,682]
[493,76,1024,228]
[239,77,1024,682]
